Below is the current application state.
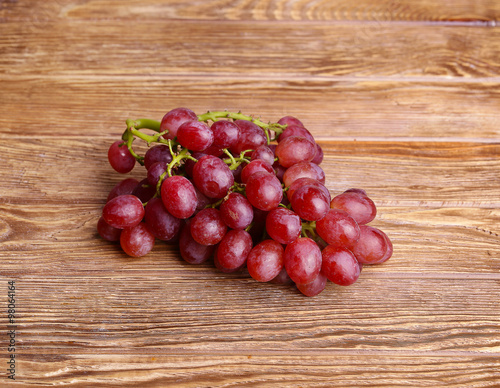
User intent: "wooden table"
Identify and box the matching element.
[1,1,499,386]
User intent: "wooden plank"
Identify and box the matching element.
[1,78,499,139]
[1,0,499,23]
[1,21,500,78]
[11,354,500,387]
[2,275,500,355]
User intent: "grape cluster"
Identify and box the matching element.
[98,108,393,297]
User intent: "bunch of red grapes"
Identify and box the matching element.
[98,108,393,296]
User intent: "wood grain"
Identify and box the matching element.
[1,78,500,139]
[1,21,500,78]
[1,0,500,386]
[1,0,499,23]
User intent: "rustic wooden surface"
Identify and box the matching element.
[1,1,499,386]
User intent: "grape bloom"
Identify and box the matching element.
[98,109,393,296]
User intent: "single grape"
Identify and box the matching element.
[270,267,294,285]
[211,120,240,148]
[330,190,377,225]
[374,232,393,264]
[220,192,254,230]
[120,222,155,257]
[351,225,390,265]
[108,140,136,173]
[278,124,315,144]
[296,271,327,297]
[177,120,214,151]
[144,197,181,241]
[178,221,215,264]
[322,246,360,286]
[315,209,360,249]
[291,185,330,221]
[265,207,301,245]
[287,178,330,202]
[245,171,283,211]
[311,143,324,165]
[160,107,198,140]
[214,248,246,273]
[102,195,145,229]
[107,178,139,202]
[277,115,305,128]
[215,229,253,270]
[229,120,266,155]
[144,144,173,170]
[97,216,122,242]
[284,237,322,285]
[131,178,156,203]
[160,175,197,219]
[190,208,227,245]
[247,239,284,282]
[283,161,326,187]
[275,136,317,168]
[241,159,274,184]
[193,155,234,199]
[251,145,275,166]
[147,161,168,186]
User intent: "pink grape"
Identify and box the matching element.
[296,271,327,297]
[291,184,330,221]
[107,178,139,202]
[211,120,240,148]
[251,145,275,166]
[247,239,284,282]
[160,175,197,219]
[220,192,254,230]
[284,237,322,285]
[352,225,390,265]
[330,190,377,225]
[316,209,360,248]
[265,207,301,245]
[120,222,155,257]
[216,230,253,270]
[245,171,283,211]
[190,208,227,246]
[275,136,317,168]
[160,107,198,140]
[144,197,181,241]
[193,155,234,199]
[177,120,214,151]
[108,140,136,173]
[102,195,145,229]
[322,246,360,286]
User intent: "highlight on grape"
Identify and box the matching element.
[98,108,393,296]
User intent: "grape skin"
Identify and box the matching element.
[193,155,235,199]
[160,107,198,140]
[216,230,253,270]
[315,209,360,248]
[160,175,197,219]
[330,191,377,225]
[177,120,214,151]
[220,192,254,230]
[241,159,275,184]
[284,237,322,285]
[144,198,181,241]
[265,207,301,245]
[108,140,136,173]
[178,221,214,264]
[190,208,227,246]
[352,225,390,265]
[290,185,330,221]
[120,222,155,258]
[97,216,122,242]
[102,195,145,229]
[296,271,327,297]
[321,246,360,286]
[275,136,317,168]
[247,239,284,282]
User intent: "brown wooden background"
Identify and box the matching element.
[1,1,500,386]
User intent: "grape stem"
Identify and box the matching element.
[301,221,317,239]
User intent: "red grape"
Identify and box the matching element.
[245,171,283,211]
[247,239,284,282]
[296,271,327,297]
[322,246,360,286]
[277,115,305,128]
[144,144,173,170]
[220,192,254,230]
[97,216,122,242]
[144,197,181,241]
[211,120,240,148]
[160,107,198,140]
[275,136,317,168]
[190,208,227,245]
[108,140,136,173]
[179,221,215,264]
[120,222,155,257]
[102,195,145,229]
[352,225,390,265]
[251,145,275,166]
[291,184,330,221]
[284,237,322,285]
[241,159,274,184]
[147,161,168,186]
[177,120,214,151]
[283,161,326,187]
[315,209,360,248]
[216,229,253,270]
[278,124,315,144]
[265,207,301,245]
[107,178,139,202]
[193,155,234,199]
[229,120,266,155]
[287,178,330,202]
[330,191,377,225]
[131,178,156,203]
[160,175,197,219]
